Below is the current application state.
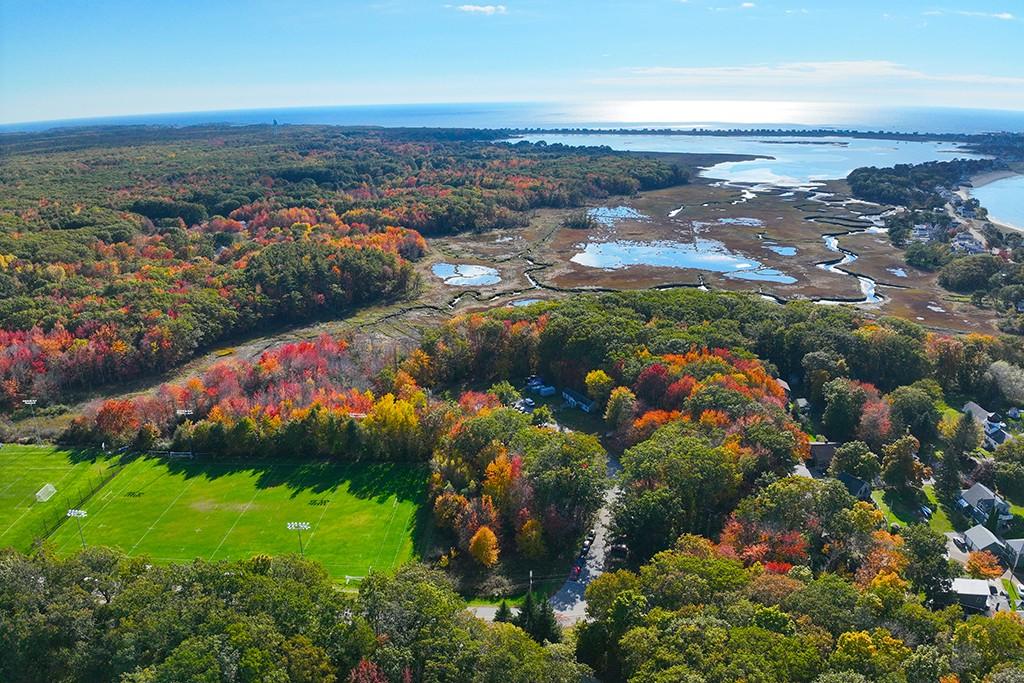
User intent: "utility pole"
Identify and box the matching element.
[67,509,87,550]
[287,522,310,556]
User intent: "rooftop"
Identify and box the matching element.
[964,524,1003,550]
[961,482,1002,508]
[964,401,992,423]
[952,577,993,597]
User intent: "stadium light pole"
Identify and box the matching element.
[287,522,310,556]
[67,509,87,550]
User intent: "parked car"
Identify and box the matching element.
[953,536,968,552]
[919,505,933,519]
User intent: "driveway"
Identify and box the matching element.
[471,455,622,625]
[945,531,969,565]
[548,482,619,624]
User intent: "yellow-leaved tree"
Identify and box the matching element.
[469,526,500,567]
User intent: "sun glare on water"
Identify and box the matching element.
[576,100,862,127]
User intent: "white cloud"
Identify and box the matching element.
[923,9,1015,20]
[606,60,1024,88]
[740,2,756,8]
[449,4,507,14]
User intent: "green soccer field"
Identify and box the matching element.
[3,446,425,579]
[0,444,119,553]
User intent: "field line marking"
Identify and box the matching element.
[0,473,26,497]
[371,498,400,571]
[389,506,415,569]
[79,463,164,525]
[207,478,265,562]
[0,508,35,540]
[304,474,336,549]
[128,476,198,554]
[0,463,87,539]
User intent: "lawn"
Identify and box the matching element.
[871,485,953,534]
[1004,578,1021,608]
[0,444,119,553]
[8,448,425,580]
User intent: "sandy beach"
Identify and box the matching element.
[969,169,1019,189]
[964,170,1023,232]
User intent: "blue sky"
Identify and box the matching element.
[1,0,1022,124]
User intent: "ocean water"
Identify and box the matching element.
[516,133,987,186]
[4,102,1024,134]
[971,175,1024,231]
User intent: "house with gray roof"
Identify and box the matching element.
[964,401,1013,450]
[1007,538,1024,571]
[959,482,1012,527]
[836,472,871,501]
[951,578,997,614]
[963,523,1007,559]
[809,442,838,470]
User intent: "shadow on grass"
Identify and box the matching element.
[150,454,426,503]
[138,454,431,565]
[878,489,926,526]
[61,446,114,465]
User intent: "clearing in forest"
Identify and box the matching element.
[2,446,424,579]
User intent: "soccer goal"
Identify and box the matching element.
[35,483,57,503]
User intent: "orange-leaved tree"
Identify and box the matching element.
[469,526,500,567]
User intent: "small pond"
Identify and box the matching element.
[432,263,501,286]
[588,206,649,226]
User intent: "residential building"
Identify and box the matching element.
[562,388,596,413]
[950,233,986,255]
[809,442,838,470]
[959,482,1012,526]
[951,578,997,614]
[964,402,1013,450]
[1006,538,1024,571]
[837,472,871,501]
[963,523,1007,558]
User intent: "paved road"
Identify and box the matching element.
[471,456,621,625]
[549,482,619,624]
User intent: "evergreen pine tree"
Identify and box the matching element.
[935,447,962,504]
[513,591,536,634]
[949,412,981,459]
[494,600,513,623]
[534,596,562,644]
[986,505,1001,533]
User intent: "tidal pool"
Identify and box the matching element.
[570,238,796,284]
[432,263,501,286]
[588,206,648,226]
